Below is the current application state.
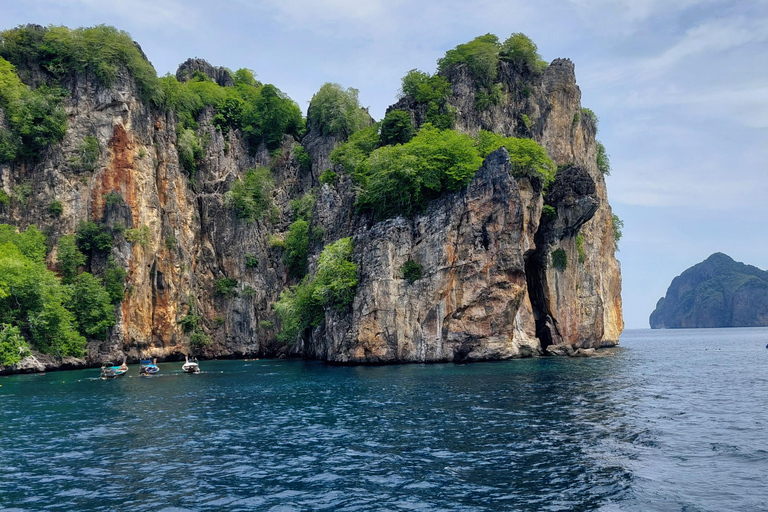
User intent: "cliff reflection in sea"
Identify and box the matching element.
[1,328,767,511]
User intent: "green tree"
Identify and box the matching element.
[329,123,380,179]
[380,109,415,146]
[437,34,501,87]
[225,167,273,222]
[312,237,357,311]
[476,130,555,185]
[103,256,127,303]
[0,224,46,263]
[0,323,29,367]
[56,234,86,285]
[356,124,482,220]
[69,272,115,339]
[612,214,624,252]
[75,221,113,255]
[274,237,357,343]
[308,83,370,138]
[399,70,454,130]
[0,25,162,105]
[499,33,547,72]
[283,220,310,278]
[596,141,611,175]
[0,57,67,162]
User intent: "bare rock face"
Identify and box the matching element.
[176,58,235,87]
[308,148,540,363]
[391,57,624,349]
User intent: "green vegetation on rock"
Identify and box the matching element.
[399,69,455,129]
[355,124,483,220]
[283,220,310,279]
[401,260,423,283]
[214,277,238,298]
[596,141,611,175]
[275,237,357,343]
[499,33,548,72]
[650,253,768,329]
[576,233,586,264]
[551,248,567,270]
[48,200,63,217]
[225,167,273,223]
[330,122,554,222]
[56,234,85,285]
[69,272,116,339]
[0,323,30,367]
[380,109,415,146]
[438,34,501,87]
[476,130,555,184]
[308,83,370,139]
[329,123,380,177]
[0,24,161,105]
[612,214,623,252]
[0,56,67,163]
[0,224,122,362]
[162,72,303,152]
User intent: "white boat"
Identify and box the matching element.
[182,355,200,374]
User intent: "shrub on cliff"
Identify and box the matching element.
[0,25,162,105]
[56,234,86,285]
[275,237,357,343]
[476,130,555,185]
[612,214,624,251]
[355,124,482,220]
[551,248,567,270]
[177,128,203,177]
[0,323,30,367]
[329,124,380,178]
[0,57,67,163]
[399,70,455,129]
[499,33,547,72]
[75,221,113,255]
[0,232,87,357]
[225,167,273,223]
[596,141,611,175]
[438,34,501,87]
[283,220,310,279]
[308,83,370,139]
[69,272,115,339]
[161,73,303,151]
[401,260,423,283]
[103,256,127,303]
[380,110,415,146]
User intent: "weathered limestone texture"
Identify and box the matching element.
[0,48,622,373]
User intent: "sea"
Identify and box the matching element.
[1,328,767,512]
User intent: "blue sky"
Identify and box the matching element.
[3,0,767,328]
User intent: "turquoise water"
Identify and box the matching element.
[1,328,767,511]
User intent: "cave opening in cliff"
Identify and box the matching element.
[525,250,556,353]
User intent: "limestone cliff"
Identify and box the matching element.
[0,30,622,372]
[650,253,768,328]
[386,58,623,352]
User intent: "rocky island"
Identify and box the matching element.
[0,26,623,373]
[650,252,768,328]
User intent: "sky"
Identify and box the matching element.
[2,0,767,328]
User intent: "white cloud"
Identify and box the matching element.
[644,15,768,71]
[564,0,724,24]
[40,0,200,30]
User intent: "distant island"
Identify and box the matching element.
[650,253,768,328]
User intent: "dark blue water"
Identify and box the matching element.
[1,328,767,511]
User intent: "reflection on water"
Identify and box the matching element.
[1,328,767,511]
